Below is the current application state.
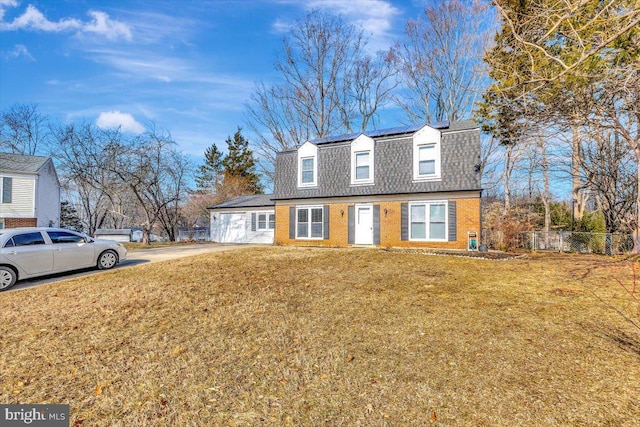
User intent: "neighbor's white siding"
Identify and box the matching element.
[0,175,35,218]
[35,159,60,227]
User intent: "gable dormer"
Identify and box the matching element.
[350,134,375,185]
[297,141,318,188]
[412,125,442,181]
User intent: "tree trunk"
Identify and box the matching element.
[571,123,584,225]
[503,144,514,215]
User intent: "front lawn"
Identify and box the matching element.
[1,248,638,426]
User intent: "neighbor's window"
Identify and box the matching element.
[1,177,12,203]
[296,207,323,239]
[410,202,447,241]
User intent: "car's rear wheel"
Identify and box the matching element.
[0,266,17,291]
[97,250,118,270]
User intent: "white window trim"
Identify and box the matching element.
[295,205,324,240]
[350,134,375,185]
[257,212,268,230]
[254,211,275,231]
[408,200,448,242]
[412,125,442,182]
[297,141,318,188]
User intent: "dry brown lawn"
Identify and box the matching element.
[1,247,639,426]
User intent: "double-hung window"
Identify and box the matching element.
[409,202,447,241]
[258,213,267,230]
[256,212,275,230]
[418,145,436,176]
[412,126,441,181]
[350,135,374,185]
[354,152,371,181]
[301,157,315,185]
[296,206,323,239]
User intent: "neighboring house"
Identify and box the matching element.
[0,153,61,229]
[272,121,481,249]
[209,194,275,244]
[94,229,133,243]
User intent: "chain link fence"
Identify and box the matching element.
[482,230,634,255]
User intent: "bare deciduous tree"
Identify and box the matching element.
[246,10,397,183]
[394,0,493,123]
[0,103,49,155]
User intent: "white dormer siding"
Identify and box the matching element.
[297,141,318,188]
[412,125,442,182]
[350,134,375,185]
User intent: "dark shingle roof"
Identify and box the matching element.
[0,153,50,173]
[208,194,275,210]
[273,121,481,200]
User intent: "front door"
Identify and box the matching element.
[355,204,373,245]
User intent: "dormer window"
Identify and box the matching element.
[351,134,374,185]
[418,145,436,176]
[297,141,318,188]
[355,152,370,180]
[413,125,441,181]
[301,157,315,184]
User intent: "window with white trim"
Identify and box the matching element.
[355,152,371,181]
[350,134,374,185]
[297,141,318,187]
[268,213,275,230]
[412,125,441,181]
[296,206,323,239]
[258,213,267,230]
[301,157,315,184]
[418,145,436,176]
[409,201,447,241]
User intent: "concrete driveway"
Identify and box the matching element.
[5,243,261,292]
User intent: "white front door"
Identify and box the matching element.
[355,205,373,245]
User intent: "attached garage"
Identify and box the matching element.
[209,195,275,244]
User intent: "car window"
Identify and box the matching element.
[47,231,85,244]
[11,232,46,246]
[3,238,15,248]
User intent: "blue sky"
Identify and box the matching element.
[0,0,427,159]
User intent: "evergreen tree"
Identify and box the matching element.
[194,143,224,193]
[221,127,263,194]
[60,201,83,231]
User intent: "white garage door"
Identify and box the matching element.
[218,213,247,243]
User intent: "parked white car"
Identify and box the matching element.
[0,227,127,291]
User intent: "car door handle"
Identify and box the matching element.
[54,248,62,251]
[7,251,17,255]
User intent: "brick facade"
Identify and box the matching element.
[275,197,480,250]
[4,217,37,228]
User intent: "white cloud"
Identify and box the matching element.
[5,43,34,60]
[276,0,403,51]
[83,10,132,41]
[96,111,145,134]
[0,0,18,21]
[0,4,132,41]
[2,4,81,32]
